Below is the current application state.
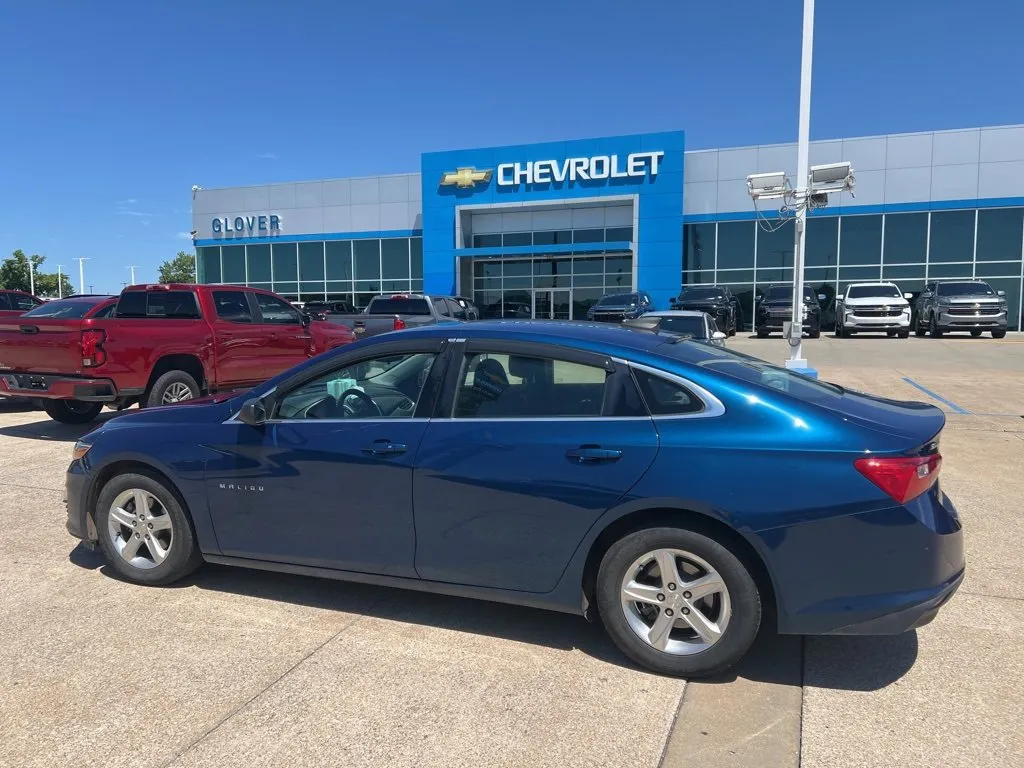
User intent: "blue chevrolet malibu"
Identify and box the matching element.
[65,321,963,677]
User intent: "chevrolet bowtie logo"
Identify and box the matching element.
[439,167,493,188]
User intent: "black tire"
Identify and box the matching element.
[992,328,1007,339]
[929,314,944,338]
[728,316,737,337]
[808,322,821,339]
[886,330,896,337]
[596,526,761,678]
[834,321,844,338]
[95,471,203,586]
[756,329,769,339]
[898,330,910,338]
[970,329,983,337]
[145,370,201,408]
[42,399,102,424]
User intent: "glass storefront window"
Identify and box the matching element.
[929,211,975,263]
[682,270,714,285]
[683,223,715,273]
[928,262,973,278]
[975,261,1022,278]
[572,273,603,287]
[381,239,410,279]
[222,245,246,284]
[472,234,502,248]
[839,265,881,282]
[572,289,604,318]
[883,213,928,264]
[755,267,793,284]
[503,260,531,277]
[299,242,325,281]
[197,246,220,283]
[572,257,603,274]
[717,222,755,270]
[300,282,326,300]
[274,282,298,298]
[474,260,501,278]
[756,219,794,270]
[882,263,926,281]
[715,269,753,284]
[976,208,1024,261]
[247,244,272,283]
[411,238,423,279]
[326,241,353,281]
[272,243,298,282]
[354,239,381,280]
[533,230,572,245]
[839,215,882,265]
[606,227,633,242]
[805,217,838,267]
[503,232,532,247]
[573,229,604,244]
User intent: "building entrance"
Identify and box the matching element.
[533,289,572,320]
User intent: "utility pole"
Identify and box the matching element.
[56,264,64,298]
[28,260,35,297]
[89,284,94,294]
[127,265,139,286]
[787,0,815,370]
[75,257,89,295]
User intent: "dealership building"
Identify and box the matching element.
[192,124,1024,329]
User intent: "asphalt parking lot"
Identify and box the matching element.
[1,333,1022,768]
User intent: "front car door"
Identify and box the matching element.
[205,339,449,576]
[251,292,311,375]
[412,340,660,593]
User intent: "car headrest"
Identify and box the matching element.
[473,358,509,400]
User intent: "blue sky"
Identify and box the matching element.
[1,0,1021,294]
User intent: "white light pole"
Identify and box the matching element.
[75,257,89,295]
[56,264,64,298]
[788,0,815,369]
[28,260,35,297]
[127,265,139,286]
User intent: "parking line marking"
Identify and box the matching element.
[901,377,970,415]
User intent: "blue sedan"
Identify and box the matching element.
[65,321,964,677]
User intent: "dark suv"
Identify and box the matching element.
[755,284,823,338]
[913,280,1009,338]
[670,286,742,336]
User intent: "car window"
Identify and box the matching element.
[454,352,608,418]
[115,290,200,318]
[275,352,438,420]
[0,294,10,311]
[213,290,252,323]
[255,293,300,324]
[432,297,451,317]
[657,316,707,338]
[23,299,100,318]
[11,294,38,311]
[936,281,994,297]
[91,303,115,318]
[631,368,705,416]
[847,285,902,299]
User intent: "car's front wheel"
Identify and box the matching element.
[930,314,944,338]
[993,328,1007,339]
[95,472,203,586]
[42,399,103,424]
[596,526,761,677]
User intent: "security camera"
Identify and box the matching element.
[746,171,790,200]
[809,162,855,194]
[189,230,198,237]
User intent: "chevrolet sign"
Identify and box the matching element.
[497,151,664,187]
[439,168,493,188]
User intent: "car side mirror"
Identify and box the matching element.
[922,291,933,299]
[712,331,727,340]
[300,312,312,327]
[237,398,267,427]
[997,290,1006,296]
[903,293,914,300]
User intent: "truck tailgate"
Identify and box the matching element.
[0,318,85,374]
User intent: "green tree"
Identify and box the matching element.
[158,251,196,284]
[0,250,45,293]
[34,271,76,298]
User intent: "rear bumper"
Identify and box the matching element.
[0,373,118,402]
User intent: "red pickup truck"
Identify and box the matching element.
[0,284,355,423]
[0,289,43,316]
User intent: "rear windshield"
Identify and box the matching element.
[365,297,431,315]
[116,290,201,319]
[22,299,106,319]
[847,285,902,299]
[657,316,707,337]
[936,281,994,297]
[596,293,639,307]
[678,287,724,300]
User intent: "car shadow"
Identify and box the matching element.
[0,411,122,442]
[69,543,919,689]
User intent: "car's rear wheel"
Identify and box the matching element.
[42,399,102,424]
[756,329,769,338]
[596,526,761,678]
[145,370,200,408]
[993,329,1007,339]
[95,472,203,586]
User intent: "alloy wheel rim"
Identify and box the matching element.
[162,383,194,404]
[107,489,174,569]
[619,548,731,655]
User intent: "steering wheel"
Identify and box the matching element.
[339,388,382,418]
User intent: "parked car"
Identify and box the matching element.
[754,284,824,338]
[669,286,741,336]
[586,291,654,323]
[624,310,727,347]
[66,321,963,678]
[303,299,358,319]
[327,294,464,338]
[482,300,531,319]
[0,289,43,316]
[834,282,913,338]
[912,280,1009,338]
[0,283,354,424]
[451,296,481,321]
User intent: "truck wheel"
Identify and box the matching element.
[42,400,103,425]
[887,330,896,337]
[993,329,1007,339]
[898,330,910,339]
[929,314,944,338]
[914,312,926,336]
[145,370,200,408]
[756,329,769,339]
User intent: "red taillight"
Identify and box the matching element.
[81,329,106,367]
[393,316,407,331]
[854,453,942,504]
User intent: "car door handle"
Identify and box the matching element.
[566,445,623,464]
[361,440,408,457]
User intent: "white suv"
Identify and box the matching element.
[834,282,913,338]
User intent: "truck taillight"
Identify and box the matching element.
[854,452,942,504]
[393,316,407,331]
[81,329,106,367]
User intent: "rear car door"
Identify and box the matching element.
[209,289,264,385]
[412,340,660,593]
[251,292,311,374]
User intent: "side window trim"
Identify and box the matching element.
[626,361,726,420]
